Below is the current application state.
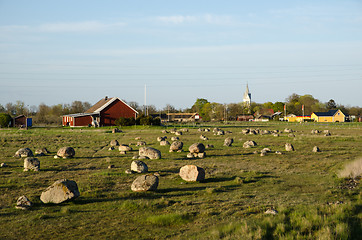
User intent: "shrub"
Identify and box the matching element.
[115,117,135,126]
[0,113,12,127]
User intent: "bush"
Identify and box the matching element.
[0,113,12,127]
[115,117,135,126]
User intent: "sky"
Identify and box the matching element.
[0,0,362,110]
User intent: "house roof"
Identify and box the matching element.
[313,109,340,117]
[63,113,98,118]
[85,97,138,114]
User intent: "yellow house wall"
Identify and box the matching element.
[311,110,345,122]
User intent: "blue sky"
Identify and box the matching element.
[1,0,361,109]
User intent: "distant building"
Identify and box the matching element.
[285,114,311,122]
[243,84,251,107]
[13,115,32,127]
[62,97,138,127]
[311,109,345,122]
[166,113,201,122]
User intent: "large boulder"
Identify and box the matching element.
[243,140,257,148]
[224,137,234,147]
[14,148,33,158]
[170,141,183,152]
[285,143,295,151]
[189,143,205,154]
[57,147,75,158]
[139,147,161,159]
[24,157,40,171]
[131,174,159,192]
[40,179,80,204]
[179,165,205,182]
[131,160,148,173]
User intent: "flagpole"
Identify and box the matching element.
[302,105,304,123]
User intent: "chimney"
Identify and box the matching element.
[105,96,108,101]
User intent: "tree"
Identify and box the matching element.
[326,99,337,110]
[0,113,12,127]
[0,104,5,113]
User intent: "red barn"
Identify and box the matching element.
[62,97,138,127]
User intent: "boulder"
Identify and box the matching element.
[189,143,205,154]
[15,195,32,210]
[157,136,167,142]
[57,147,75,158]
[179,165,205,182]
[131,174,159,192]
[312,146,321,152]
[224,137,234,147]
[216,130,225,135]
[200,135,208,141]
[131,160,148,173]
[243,140,257,148]
[160,140,170,146]
[242,129,250,134]
[137,141,146,146]
[14,148,33,158]
[285,143,295,151]
[35,148,49,156]
[119,144,132,152]
[170,141,183,152]
[40,179,80,204]
[110,140,120,147]
[284,128,293,133]
[171,136,179,141]
[112,128,122,133]
[139,147,161,159]
[24,157,40,171]
[175,131,183,136]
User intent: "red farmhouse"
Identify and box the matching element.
[62,97,138,127]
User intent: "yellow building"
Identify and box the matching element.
[285,114,311,122]
[311,109,345,122]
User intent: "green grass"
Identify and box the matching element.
[0,122,361,239]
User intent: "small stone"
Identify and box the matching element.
[275,151,282,155]
[108,165,115,169]
[264,209,278,215]
[57,147,75,158]
[187,153,194,159]
[125,169,133,174]
[110,140,120,147]
[1,163,7,167]
[15,195,32,210]
[224,137,234,147]
[198,152,206,158]
[108,146,115,151]
[285,143,295,151]
[312,146,321,152]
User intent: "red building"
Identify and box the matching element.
[62,97,138,127]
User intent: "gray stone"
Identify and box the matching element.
[160,140,170,146]
[112,128,122,133]
[170,141,183,152]
[205,144,214,149]
[35,148,49,156]
[242,129,250,134]
[131,160,148,173]
[119,144,132,152]
[284,128,293,133]
[108,165,115,169]
[313,146,321,152]
[179,165,205,182]
[224,137,233,147]
[243,140,257,148]
[136,141,146,146]
[187,153,194,158]
[285,143,295,151]
[1,163,7,167]
[110,140,120,146]
[189,143,205,154]
[40,179,80,204]
[131,174,159,192]
[57,147,75,158]
[200,135,208,140]
[14,148,33,158]
[125,169,133,174]
[24,157,40,171]
[265,209,278,215]
[171,136,179,141]
[139,147,161,159]
[197,152,206,158]
[15,195,32,210]
[175,131,183,136]
[157,136,167,142]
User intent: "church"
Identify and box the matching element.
[243,84,251,106]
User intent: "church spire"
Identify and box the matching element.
[243,84,251,106]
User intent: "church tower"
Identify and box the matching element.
[243,84,251,107]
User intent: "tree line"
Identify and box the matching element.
[0,94,361,126]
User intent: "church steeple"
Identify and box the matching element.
[243,84,251,106]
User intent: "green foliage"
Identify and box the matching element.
[116,115,161,126]
[147,212,192,226]
[0,113,12,127]
[115,117,135,126]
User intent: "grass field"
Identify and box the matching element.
[0,122,361,239]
